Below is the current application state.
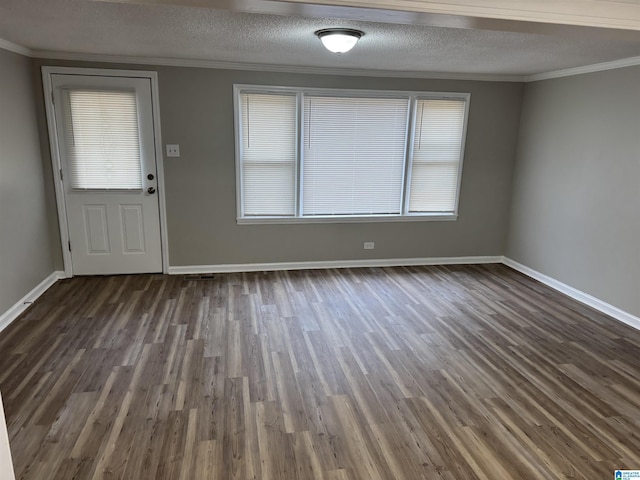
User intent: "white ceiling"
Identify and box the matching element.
[1,0,640,78]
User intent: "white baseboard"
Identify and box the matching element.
[3,261,637,335]
[0,271,66,334]
[169,256,640,332]
[168,256,504,275]
[503,257,640,331]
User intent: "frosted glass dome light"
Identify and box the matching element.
[315,28,364,54]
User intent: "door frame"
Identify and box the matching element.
[42,66,170,277]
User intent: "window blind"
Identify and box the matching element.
[409,98,466,212]
[303,95,409,216]
[235,86,470,222]
[64,89,143,190]
[240,93,297,216]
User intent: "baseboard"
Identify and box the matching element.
[0,271,66,334]
[502,257,640,331]
[5,261,637,335]
[168,256,504,275]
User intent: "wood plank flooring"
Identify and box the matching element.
[1,264,640,479]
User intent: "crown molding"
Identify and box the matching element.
[0,38,32,57]
[0,41,635,84]
[524,55,640,82]
[31,50,527,82]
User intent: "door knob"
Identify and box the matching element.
[147,187,156,194]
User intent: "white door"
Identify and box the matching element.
[51,74,162,275]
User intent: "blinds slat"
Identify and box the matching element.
[409,99,466,213]
[64,89,143,190]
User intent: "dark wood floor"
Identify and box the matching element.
[1,264,640,479]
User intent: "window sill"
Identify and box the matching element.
[237,213,458,225]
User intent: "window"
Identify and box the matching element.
[240,93,296,215]
[235,85,469,223]
[62,89,143,190]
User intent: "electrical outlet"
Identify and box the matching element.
[166,144,180,157]
[364,242,375,250]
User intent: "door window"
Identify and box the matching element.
[62,89,143,190]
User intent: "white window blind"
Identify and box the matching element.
[234,85,470,222]
[409,98,466,213]
[303,95,409,216]
[64,89,143,190]
[240,93,297,216]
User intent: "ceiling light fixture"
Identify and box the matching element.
[315,28,364,54]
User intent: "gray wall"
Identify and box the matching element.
[33,59,524,267]
[24,57,640,318]
[507,66,640,317]
[0,50,54,315]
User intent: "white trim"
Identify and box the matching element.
[503,257,640,332]
[233,85,244,219]
[41,65,162,79]
[0,271,65,334]
[0,392,15,480]
[168,256,503,274]
[41,66,170,275]
[41,68,73,278]
[149,72,171,273]
[0,37,32,57]
[1,256,636,337]
[524,55,640,82]
[170,255,640,332]
[450,94,470,215]
[236,214,458,224]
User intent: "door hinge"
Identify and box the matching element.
[68,241,71,252]
[59,169,63,182]
[51,90,55,106]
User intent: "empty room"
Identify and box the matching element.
[1,0,640,478]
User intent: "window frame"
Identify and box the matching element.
[233,84,471,224]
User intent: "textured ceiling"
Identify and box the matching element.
[1,0,640,76]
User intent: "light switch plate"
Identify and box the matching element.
[166,144,180,157]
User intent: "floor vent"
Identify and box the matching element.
[184,274,217,281]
